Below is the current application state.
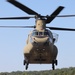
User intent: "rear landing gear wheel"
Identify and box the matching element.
[55,60,58,66]
[23,60,26,65]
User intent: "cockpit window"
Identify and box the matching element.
[32,31,38,36]
[32,30,50,36]
[39,32,43,35]
[44,31,49,36]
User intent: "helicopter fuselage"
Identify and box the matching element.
[24,29,58,64]
[23,19,58,70]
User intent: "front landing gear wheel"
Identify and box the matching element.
[26,62,29,70]
[52,63,55,70]
[52,60,55,70]
[52,60,58,70]
[23,59,29,70]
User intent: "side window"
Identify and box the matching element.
[26,34,29,44]
[53,33,58,43]
[47,30,53,43]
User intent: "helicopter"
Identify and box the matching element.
[0,0,75,70]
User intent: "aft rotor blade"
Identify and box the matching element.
[0,26,34,28]
[46,6,64,23]
[7,0,40,16]
[0,16,36,20]
[57,15,75,17]
[0,17,31,20]
[48,27,75,31]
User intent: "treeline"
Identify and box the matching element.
[0,67,75,75]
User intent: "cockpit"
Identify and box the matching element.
[28,30,58,44]
[29,30,52,44]
[31,30,50,37]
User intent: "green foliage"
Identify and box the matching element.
[0,67,75,75]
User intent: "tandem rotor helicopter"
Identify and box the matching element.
[0,0,75,70]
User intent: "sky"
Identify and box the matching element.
[0,0,75,72]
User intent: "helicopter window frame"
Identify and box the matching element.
[31,30,50,36]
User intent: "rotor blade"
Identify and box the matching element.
[0,16,36,20]
[0,17,31,20]
[48,27,75,31]
[7,0,40,16]
[46,6,64,23]
[57,15,75,17]
[1,15,75,20]
[0,26,35,28]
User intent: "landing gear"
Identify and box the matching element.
[52,62,55,70]
[55,60,58,66]
[52,60,58,70]
[25,62,29,70]
[23,60,26,65]
[23,59,29,70]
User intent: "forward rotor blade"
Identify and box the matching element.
[46,6,64,23]
[48,27,75,31]
[7,0,40,16]
[0,26,34,28]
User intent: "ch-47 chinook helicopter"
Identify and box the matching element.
[0,0,75,70]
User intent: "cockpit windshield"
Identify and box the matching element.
[31,30,50,36]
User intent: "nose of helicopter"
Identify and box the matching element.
[33,36,49,45]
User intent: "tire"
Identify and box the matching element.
[52,60,55,70]
[23,60,26,65]
[55,60,58,66]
